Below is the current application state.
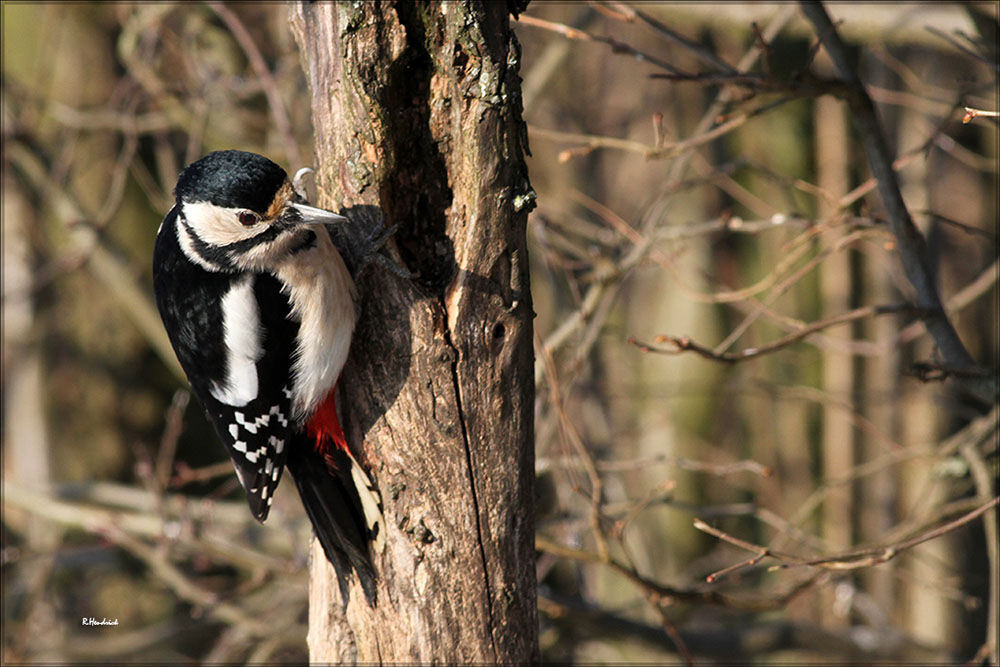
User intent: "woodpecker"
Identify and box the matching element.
[152,150,383,601]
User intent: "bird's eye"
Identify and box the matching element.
[238,211,260,226]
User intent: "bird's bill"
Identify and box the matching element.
[282,202,348,226]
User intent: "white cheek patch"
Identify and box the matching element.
[209,277,263,406]
[182,201,268,247]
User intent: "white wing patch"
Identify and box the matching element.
[209,277,263,406]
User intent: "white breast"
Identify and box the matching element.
[275,230,357,422]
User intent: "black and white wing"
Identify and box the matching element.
[154,217,298,520]
[196,273,301,521]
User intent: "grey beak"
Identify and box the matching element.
[283,201,348,226]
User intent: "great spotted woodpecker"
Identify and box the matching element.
[153,150,382,601]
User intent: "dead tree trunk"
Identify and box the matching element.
[289,2,537,662]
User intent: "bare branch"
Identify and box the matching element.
[5,141,185,381]
[535,535,822,612]
[696,496,1000,580]
[963,106,1000,124]
[800,1,991,397]
[630,303,916,363]
[517,13,684,74]
[600,1,737,74]
[208,3,302,166]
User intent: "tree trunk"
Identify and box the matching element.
[289,2,537,663]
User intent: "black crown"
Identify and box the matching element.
[175,150,287,214]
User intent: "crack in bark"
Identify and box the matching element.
[441,314,500,660]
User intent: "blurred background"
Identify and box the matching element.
[2,3,997,663]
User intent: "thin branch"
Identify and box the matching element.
[800,1,990,397]
[208,2,302,167]
[170,461,238,487]
[156,390,189,491]
[897,259,999,347]
[711,226,888,353]
[963,106,1000,123]
[600,1,737,74]
[907,361,996,383]
[783,496,1000,570]
[47,102,174,133]
[959,430,998,665]
[630,303,915,363]
[102,525,272,636]
[528,105,755,161]
[535,535,822,613]
[517,13,683,74]
[530,7,797,380]
[534,330,610,561]
[696,496,1000,580]
[920,210,998,242]
[5,141,185,381]
[925,25,1000,70]
[1,479,295,565]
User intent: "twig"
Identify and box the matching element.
[535,535,822,612]
[534,329,610,561]
[651,112,664,149]
[963,106,1000,123]
[800,1,989,397]
[784,496,1000,570]
[601,2,736,75]
[208,2,302,167]
[920,210,998,241]
[790,405,998,531]
[531,7,797,380]
[712,227,887,351]
[529,105,754,161]
[696,496,1000,580]
[908,361,995,383]
[896,259,999,347]
[103,525,271,636]
[156,390,190,491]
[631,303,914,363]
[6,141,185,381]
[925,25,1000,70]
[170,461,238,487]
[48,103,174,133]
[535,281,606,386]
[614,480,676,539]
[647,592,694,666]
[961,430,999,664]
[517,13,683,75]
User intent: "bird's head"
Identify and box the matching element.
[172,150,345,272]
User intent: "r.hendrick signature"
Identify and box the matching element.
[81,617,118,627]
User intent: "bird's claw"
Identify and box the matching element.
[356,221,415,280]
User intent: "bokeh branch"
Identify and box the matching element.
[800,1,991,398]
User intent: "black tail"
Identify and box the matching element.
[285,441,378,605]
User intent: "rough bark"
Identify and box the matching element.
[289,2,537,663]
